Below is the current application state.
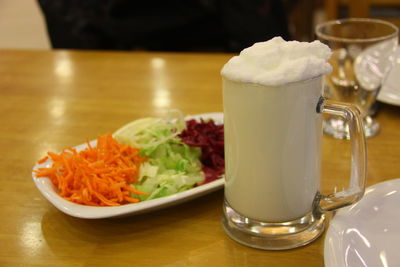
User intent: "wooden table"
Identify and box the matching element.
[0,50,399,266]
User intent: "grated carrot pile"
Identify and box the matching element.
[35,133,148,206]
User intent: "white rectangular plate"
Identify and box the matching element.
[32,112,224,219]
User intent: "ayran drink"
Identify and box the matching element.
[222,37,331,222]
[221,37,367,250]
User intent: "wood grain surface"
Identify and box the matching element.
[0,50,399,267]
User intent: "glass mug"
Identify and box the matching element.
[221,75,367,250]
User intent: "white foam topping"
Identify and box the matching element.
[221,37,332,86]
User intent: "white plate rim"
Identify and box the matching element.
[378,46,400,106]
[32,112,224,219]
[324,178,400,267]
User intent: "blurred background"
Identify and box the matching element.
[0,0,399,51]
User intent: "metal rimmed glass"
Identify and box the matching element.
[315,18,398,139]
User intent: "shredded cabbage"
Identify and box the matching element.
[113,111,205,201]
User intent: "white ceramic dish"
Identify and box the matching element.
[32,112,224,219]
[324,178,400,267]
[378,46,400,106]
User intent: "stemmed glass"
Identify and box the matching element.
[316,18,398,139]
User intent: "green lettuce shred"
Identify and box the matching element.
[113,112,205,201]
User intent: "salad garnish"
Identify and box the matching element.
[113,112,205,201]
[179,119,224,184]
[35,111,225,206]
[35,134,148,206]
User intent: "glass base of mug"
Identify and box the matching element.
[323,115,379,139]
[221,200,325,250]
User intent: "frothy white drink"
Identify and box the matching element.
[222,37,332,222]
[221,36,332,85]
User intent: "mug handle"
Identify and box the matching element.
[315,97,367,213]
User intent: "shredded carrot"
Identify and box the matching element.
[37,156,49,164]
[35,133,148,206]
